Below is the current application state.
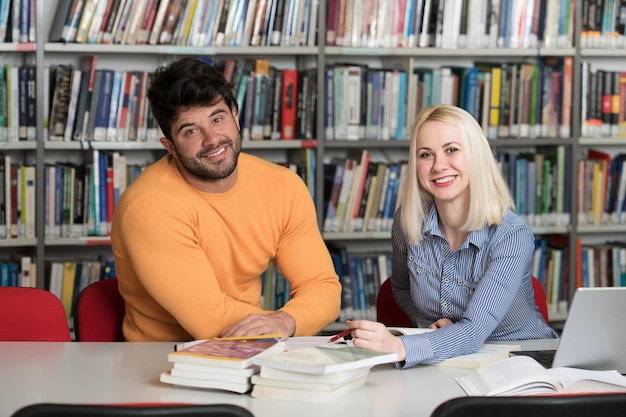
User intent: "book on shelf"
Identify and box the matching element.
[74,0,100,43]
[456,355,626,397]
[72,56,98,142]
[102,0,127,44]
[147,0,169,44]
[48,64,73,141]
[92,69,115,141]
[84,0,111,43]
[250,59,270,140]
[280,68,298,140]
[252,343,398,375]
[20,165,35,239]
[110,0,133,44]
[63,66,82,142]
[169,335,285,370]
[164,0,189,44]
[0,157,6,239]
[60,261,77,318]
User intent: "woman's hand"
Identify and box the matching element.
[428,318,453,329]
[346,320,407,362]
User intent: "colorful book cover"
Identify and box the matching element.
[169,335,284,370]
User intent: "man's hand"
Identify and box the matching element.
[220,311,296,341]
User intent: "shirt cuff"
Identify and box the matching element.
[395,334,434,369]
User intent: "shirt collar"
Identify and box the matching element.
[422,205,489,250]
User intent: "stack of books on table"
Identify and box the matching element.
[249,343,399,402]
[160,335,285,394]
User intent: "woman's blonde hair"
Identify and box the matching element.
[399,104,514,245]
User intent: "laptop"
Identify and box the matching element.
[511,286,626,374]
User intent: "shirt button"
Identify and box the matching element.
[409,256,414,261]
[444,278,450,283]
[417,268,422,273]
[458,281,462,286]
[442,302,448,308]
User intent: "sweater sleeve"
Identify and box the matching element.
[272,173,342,336]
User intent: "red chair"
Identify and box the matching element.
[376,278,413,327]
[531,276,550,324]
[376,276,551,327]
[75,277,125,342]
[0,287,71,341]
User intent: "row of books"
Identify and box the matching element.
[0,155,35,240]
[581,0,626,48]
[325,64,409,141]
[580,63,626,138]
[0,65,36,142]
[533,235,570,316]
[0,0,34,44]
[534,236,626,318]
[46,56,161,143]
[323,152,406,234]
[260,260,291,312]
[3,57,581,145]
[579,241,626,289]
[46,259,116,319]
[43,148,314,241]
[44,151,146,239]
[50,0,319,47]
[577,149,626,226]
[326,0,574,49]
[325,58,573,142]
[0,256,35,287]
[210,58,317,141]
[496,146,571,228]
[328,245,392,322]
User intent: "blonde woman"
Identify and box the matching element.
[346,104,558,368]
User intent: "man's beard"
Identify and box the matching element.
[175,136,242,181]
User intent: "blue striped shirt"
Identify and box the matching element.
[391,205,558,368]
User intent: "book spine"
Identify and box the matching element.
[93,69,114,141]
[148,0,170,44]
[280,68,298,140]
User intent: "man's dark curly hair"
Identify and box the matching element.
[147,57,238,140]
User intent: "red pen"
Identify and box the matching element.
[328,328,352,344]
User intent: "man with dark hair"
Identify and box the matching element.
[111,57,341,342]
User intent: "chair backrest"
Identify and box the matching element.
[11,403,255,417]
[377,276,551,327]
[376,278,413,327]
[531,276,550,324]
[430,394,626,417]
[75,277,125,342]
[0,287,71,341]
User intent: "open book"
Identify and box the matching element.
[456,355,626,396]
[252,344,398,374]
[387,327,521,369]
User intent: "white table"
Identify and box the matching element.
[0,339,558,417]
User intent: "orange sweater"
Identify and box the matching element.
[111,154,341,342]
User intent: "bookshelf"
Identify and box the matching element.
[4,0,626,326]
